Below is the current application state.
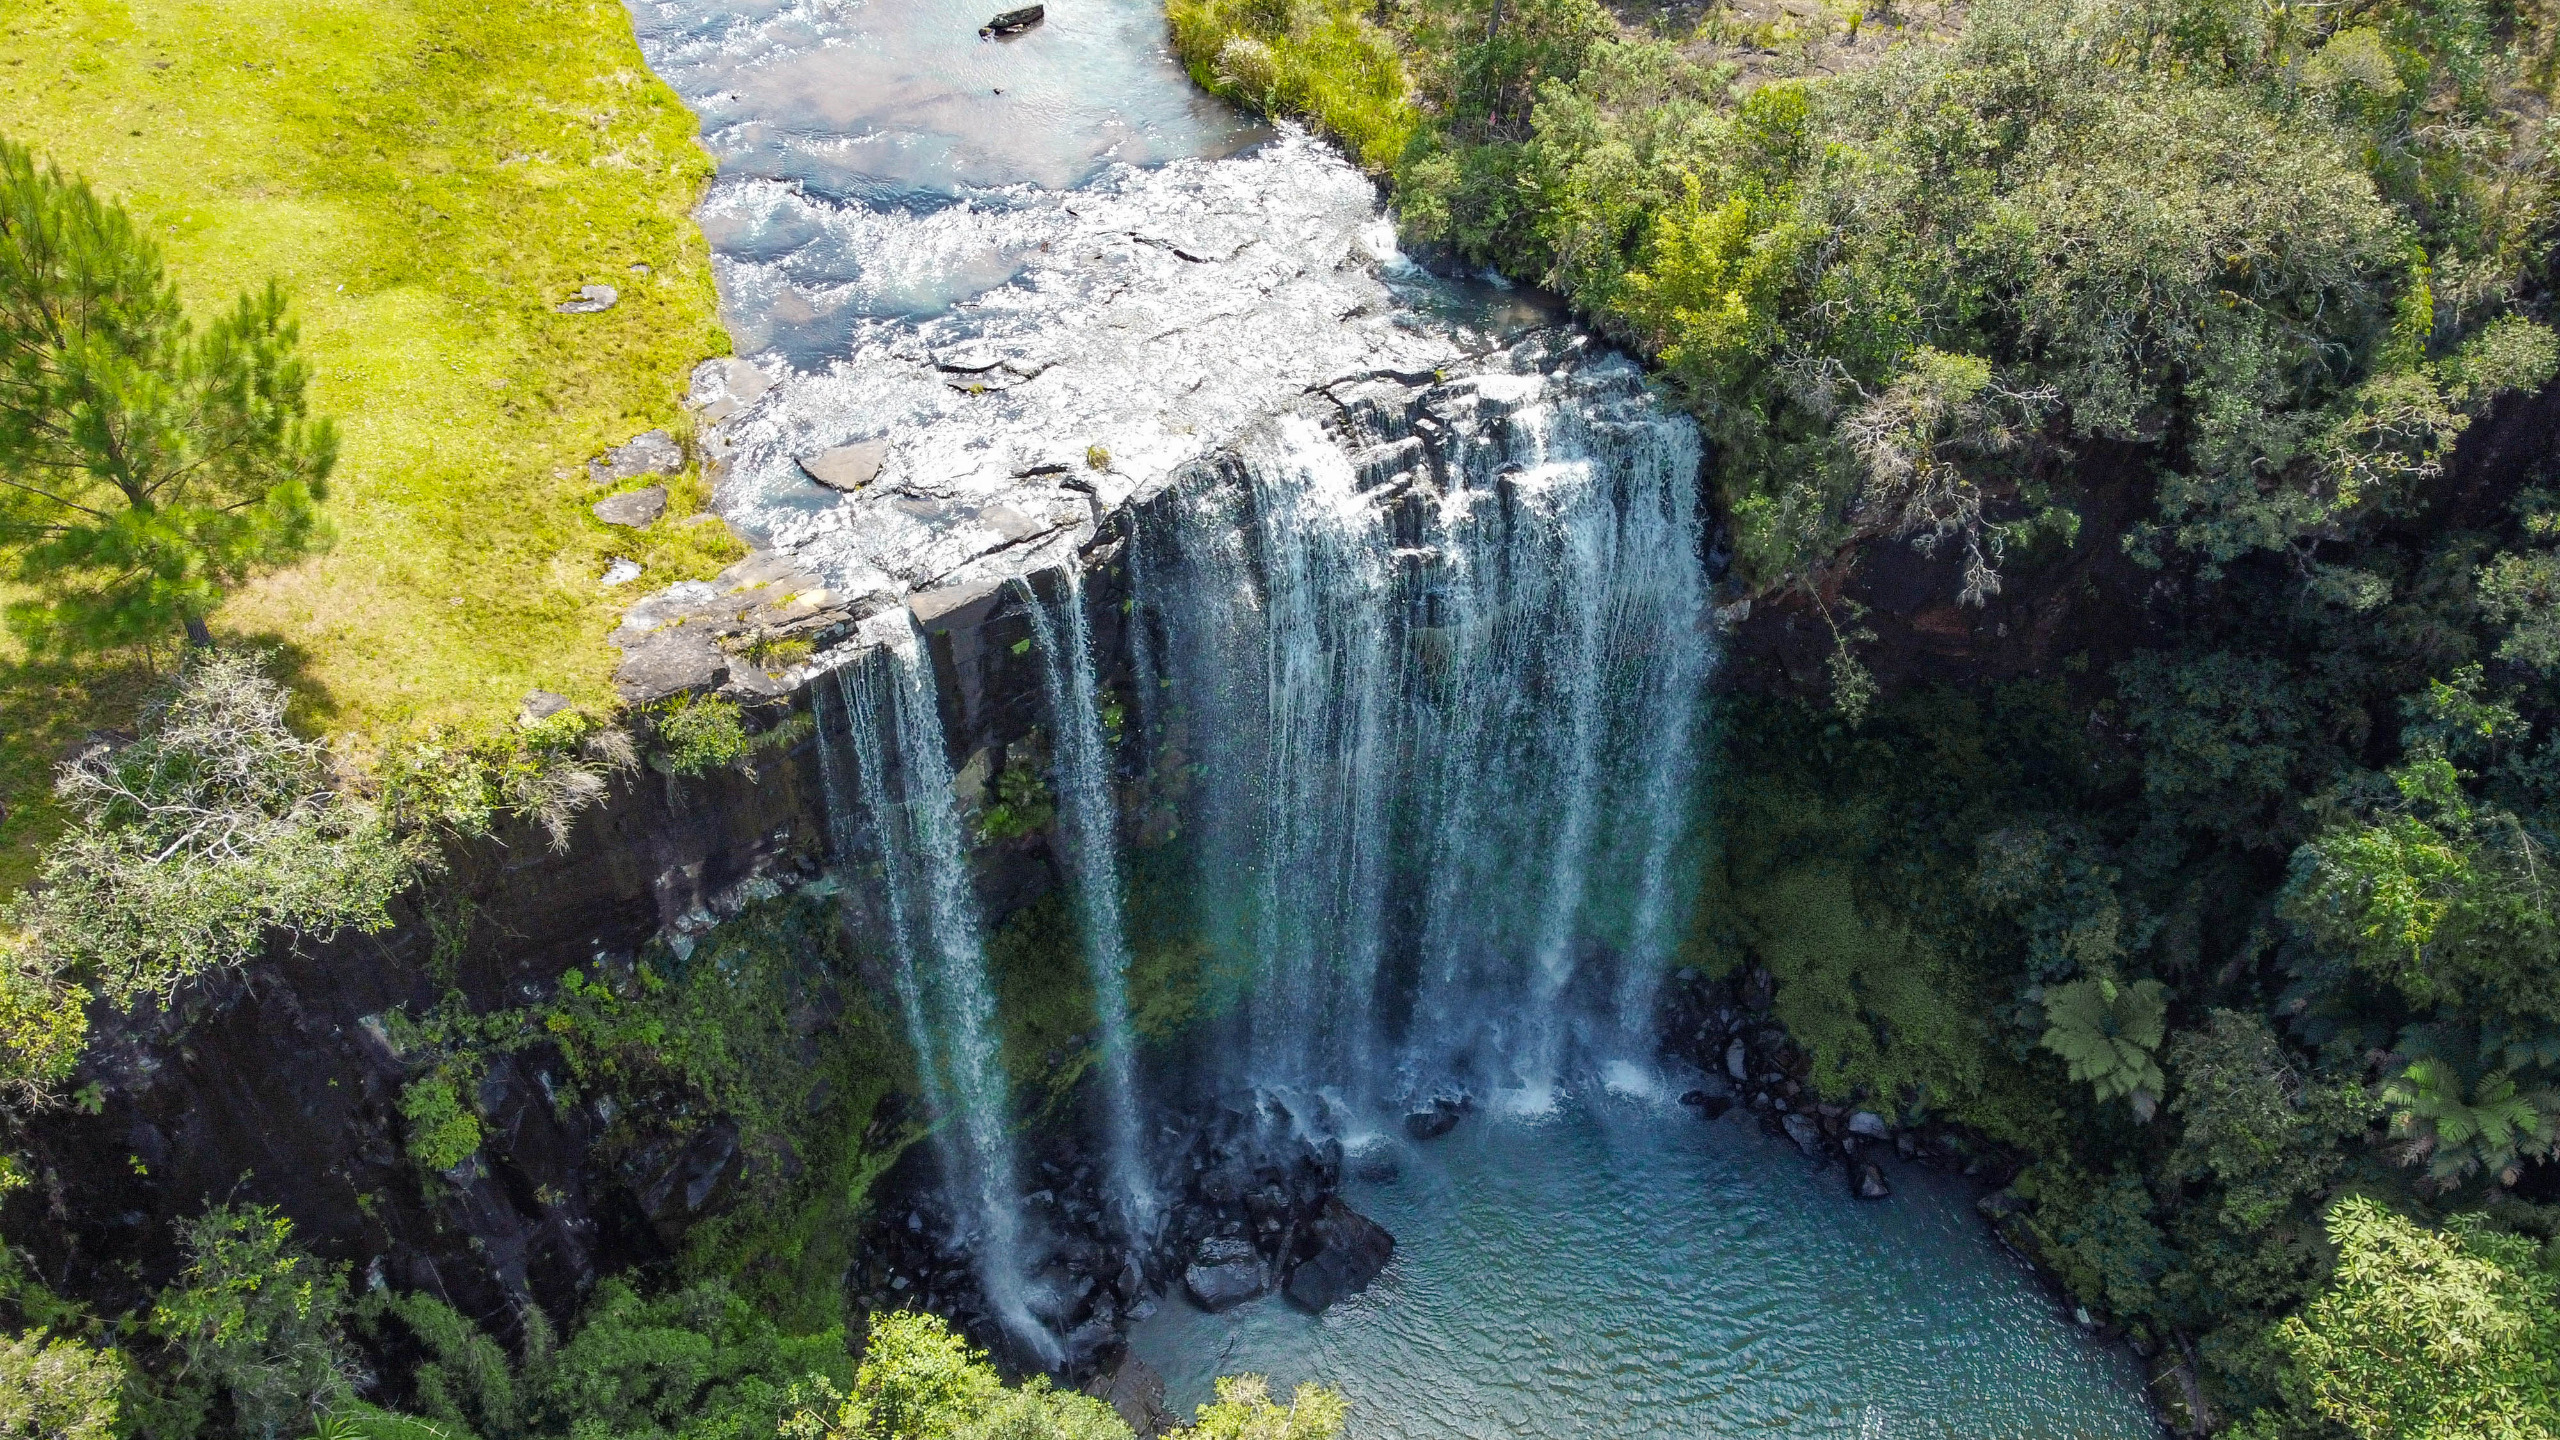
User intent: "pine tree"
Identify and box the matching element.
[0,134,335,652]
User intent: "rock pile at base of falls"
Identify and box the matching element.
[1663,965,2004,1204]
[848,1095,1393,1380]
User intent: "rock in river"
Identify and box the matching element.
[1404,1097,1462,1140]
[1285,1197,1394,1313]
[979,3,1042,35]
[801,440,889,492]
[1183,1235,1268,1312]
[1856,1162,1894,1200]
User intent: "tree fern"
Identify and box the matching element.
[2040,977,2170,1115]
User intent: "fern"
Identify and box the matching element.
[2039,977,2169,1115]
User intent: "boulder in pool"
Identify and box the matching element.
[1781,1111,1824,1158]
[1856,1162,1893,1200]
[1183,1235,1268,1312]
[1404,1097,1462,1140]
[1285,1198,1394,1312]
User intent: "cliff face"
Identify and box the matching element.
[3,537,1137,1341]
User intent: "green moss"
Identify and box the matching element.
[0,0,740,891]
[975,754,1056,844]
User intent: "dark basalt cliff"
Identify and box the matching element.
[3,534,1143,1346]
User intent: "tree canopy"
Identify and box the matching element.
[0,133,334,652]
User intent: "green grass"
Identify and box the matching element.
[0,0,743,890]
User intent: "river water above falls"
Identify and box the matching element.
[623,0,2161,1430]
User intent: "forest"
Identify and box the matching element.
[1160,0,2560,1431]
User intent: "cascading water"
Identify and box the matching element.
[816,627,1052,1361]
[1017,573,1159,1238]
[1141,343,1714,1114]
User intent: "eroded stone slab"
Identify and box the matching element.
[800,441,888,492]
[592,485,668,528]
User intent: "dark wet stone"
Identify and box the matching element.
[1284,1197,1394,1312]
[979,4,1043,35]
[1182,1235,1267,1312]
[1404,1105,1459,1141]
[1857,1163,1893,1200]
[1353,1155,1400,1184]
[1781,1111,1824,1158]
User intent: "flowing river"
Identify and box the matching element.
[622,0,2163,1432]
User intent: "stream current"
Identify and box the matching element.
[624,0,2162,1432]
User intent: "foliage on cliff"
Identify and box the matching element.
[3,650,421,1010]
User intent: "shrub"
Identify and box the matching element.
[2270,1199,2560,1440]
[0,1331,123,1440]
[6,650,422,1005]
[148,1206,355,1440]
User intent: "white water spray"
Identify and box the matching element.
[1018,573,1160,1239]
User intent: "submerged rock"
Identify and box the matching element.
[1781,1112,1824,1159]
[1285,1197,1394,1312]
[1090,1353,1172,1437]
[1679,1090,1733,1121]
[688,358,774,424]
[1856,1163,1893,1200]
[1182,1235,1267,1312]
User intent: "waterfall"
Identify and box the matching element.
[1141,347,1714,1112]
[1017,573,1160,1238]
[817,631,1053,1361]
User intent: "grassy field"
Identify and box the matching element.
[0,0,741,890]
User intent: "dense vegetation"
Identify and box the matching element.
[1170,0,2560,1430]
